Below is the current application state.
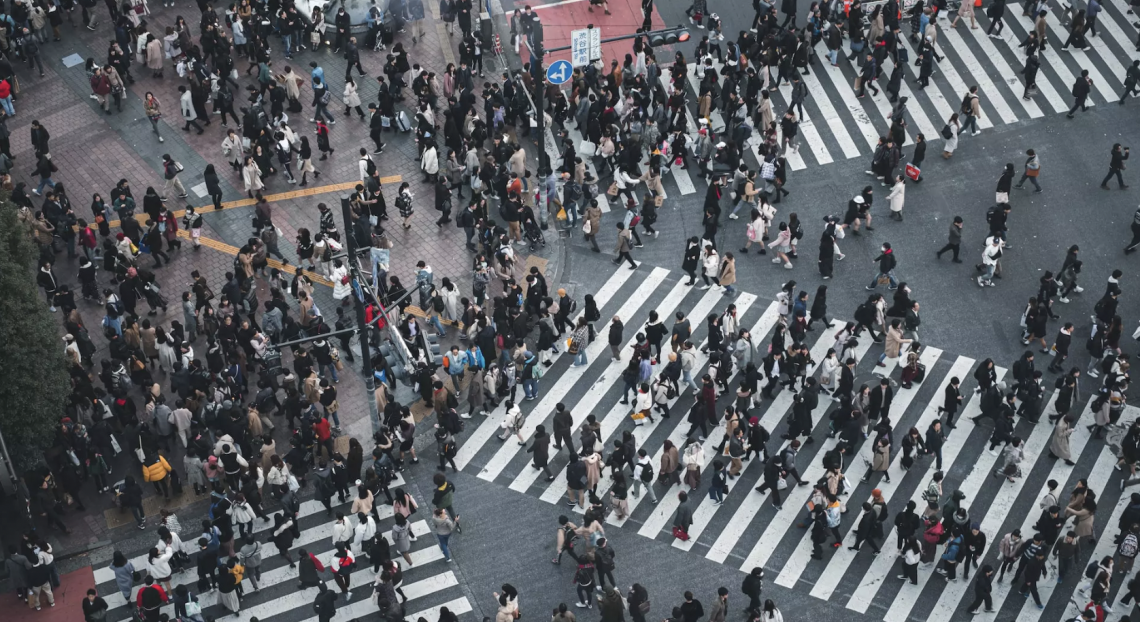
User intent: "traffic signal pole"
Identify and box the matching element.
[527,26,690,211]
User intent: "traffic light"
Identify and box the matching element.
[648,27,690,47]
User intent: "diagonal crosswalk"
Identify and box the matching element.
[443,261,1140,621]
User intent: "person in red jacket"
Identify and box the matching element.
[313,412,333,460]
[135,576,168,622]
[0,79,15,117]
[90,67,112,115]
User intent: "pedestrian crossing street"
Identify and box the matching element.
[550,0,1139,200]
[453,265,1140,621]
[92,471,475,622]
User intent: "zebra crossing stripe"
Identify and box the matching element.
[779,347,943,591]
[453,267,635,471]
[1095,5,1140,69]
[702,324,855,563]
[846,366,1008,613]
[1039,13,1126,104]
[998,12,1073,113]
[615,302,783,528]
[772,79,831,168]
[960,19,1046,118]
[674,322,840,552]
[294,573,464,622]
[895,33,956,126]
[509,279,700,495]
[813,43,883,150]
[883,382,1058,622]
[939,26,1024,123]
[105,520,441,621]
[738,334,877,574]
[973,398,1099,622]
[548,289,749,506]
[799,67,863,159]
[809,348,950,600]
[478,268,671,482]
[843,55,917,146]
[880,54,941,146]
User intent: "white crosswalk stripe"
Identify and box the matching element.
[998,12,1074,113]
[440,265,1140,621]
[93,485,473,622]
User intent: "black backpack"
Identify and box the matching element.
[639,461,654,482]
[941,124,953,140]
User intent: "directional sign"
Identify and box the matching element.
[546,59,573,85]
[571,29,590,67]
[571,27,601,67]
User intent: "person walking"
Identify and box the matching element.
[960,87,982,137]
[1068,70,1093,118]
[935,217,964,263]
[977,236,1003,287]
[160,155,187,199]
[1100,144,1130,190]
[866,243,899,290]
[1014,149,1042,192]
[613,222,637,269]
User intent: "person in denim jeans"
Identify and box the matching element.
[431,508,455,561]
[520,351,540,400]
[708,459,727,503]
[977,237,1003,287]
[0,80,15,117]
[569,319,590,367]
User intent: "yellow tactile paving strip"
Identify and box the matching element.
[103,177,402,228]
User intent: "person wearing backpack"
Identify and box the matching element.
[313,581,338,622]
[631,448,658,503]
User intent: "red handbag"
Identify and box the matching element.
[905,163,920,181]
[672,526,690,541]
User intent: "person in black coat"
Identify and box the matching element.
[754,455,785,509]
[1068,69,1092,118]
[849,502,882,553]
[939,377,962,428]
[868,378,894,421]
[965,565,995,614]
[608,316,624,361]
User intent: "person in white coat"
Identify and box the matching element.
[818,349,842,394]
[343,77,365,119]
[701,245,721,290]
[353,512,377,553]
[178,86,203,134]
[332,513,354,549]
[229,494,257,538]
[943,114,960,158]
[421,143,440,183]
[331,259,352,305]
[146,545,174,592]
[887,175,906,220]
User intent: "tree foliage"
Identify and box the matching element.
[0,199,70,470]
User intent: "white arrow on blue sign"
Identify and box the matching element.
[545,59,573,85]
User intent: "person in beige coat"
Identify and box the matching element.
[864,436,892,484]
[757,92,774,131]
[145,35,164,77]
[660,439,680,486]
[277,67,304,103]
[582,200,602,252]
[508,146,527,178]
[242,155,265,196]
[950,0,977,28]
[878,319,912,367]
[887,175,906,220]
[718,253,737,296]
[1049,414,1075,465]
[1065,496,1095,540]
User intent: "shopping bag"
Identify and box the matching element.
[905,163,920,181]
[579,140,597,156]
[556,207,567,221]
[672,526,690,541]
[606,182,619,197]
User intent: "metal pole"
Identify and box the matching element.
[339,196,383,436]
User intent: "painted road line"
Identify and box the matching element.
[846,366,1008,612]
[104,179,401,228]
[616,302,783,527]
[678,326,839,552]
[454,266,636,470]
[538,287,739,503]
[775,346,939,590]
[939,25,1021,123]
[736,335,877,573]
[809,349,953,600]
[812,43,882,150]
[510,279,697,494]
[958,18,1045,118]
[478,268,671,482]
[998,12,1072,113]
[882,389,1057,622]
[895,35,957,128]
[799,62,862,159]
[969,398,1098,622]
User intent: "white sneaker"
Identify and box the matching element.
[459,413,472,419]
[772,257,782,264]
[728,213,739,220]
[977,277,986,287]
[1075,286,1084,293]
[1058,297,1070,303]
[972,131,981,136]
[700,284,711,290]
[784,263,793,269]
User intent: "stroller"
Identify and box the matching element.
[522,217,546,252]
